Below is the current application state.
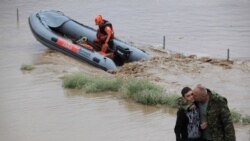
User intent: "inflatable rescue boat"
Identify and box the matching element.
[28,10,150,71]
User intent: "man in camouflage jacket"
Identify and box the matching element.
[192,84,236,141]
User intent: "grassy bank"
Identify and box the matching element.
[62,73,250,124]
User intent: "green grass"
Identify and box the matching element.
[62,73,249,124]
[121,79,164,105]
[20,64,35,71]
[160,94,180,108]
[62,73,123,93]
[63,74,179,106]
[120,79,180,106]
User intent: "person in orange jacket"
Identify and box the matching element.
[94,15,114,53]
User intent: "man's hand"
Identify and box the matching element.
[200,122,207,129]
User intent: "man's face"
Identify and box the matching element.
[192,87,203,102]
[184,90,194,102]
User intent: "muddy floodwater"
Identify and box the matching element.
[1,0,250,141]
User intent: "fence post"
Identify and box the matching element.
[227,48,230,61]
[17,8,19,23]
[163,35,165,49]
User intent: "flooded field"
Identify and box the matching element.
[0,0,250,140]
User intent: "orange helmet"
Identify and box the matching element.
[95,15,103,25]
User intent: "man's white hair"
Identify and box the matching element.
[196,84,207,95]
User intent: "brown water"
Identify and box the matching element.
[0,0,250,140]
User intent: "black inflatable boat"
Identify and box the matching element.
[28,10,150,71]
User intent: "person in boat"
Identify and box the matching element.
[94,15,114,54]
[174,87,201,141]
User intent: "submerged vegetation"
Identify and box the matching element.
[63,73,179,107]
[242,116,250,124]
[231,109,242,123]
[20,64,35,71]
[231,109,250,124]
[62,73,250,124]
[121,79,165,105]
[63,73,123,93]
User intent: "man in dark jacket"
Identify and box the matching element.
[192,84,236,141]
[175,87,201,141]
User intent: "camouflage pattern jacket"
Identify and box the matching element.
[206,89,236,141]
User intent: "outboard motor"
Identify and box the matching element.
[113,46,131,66]
[115,46,131,60]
